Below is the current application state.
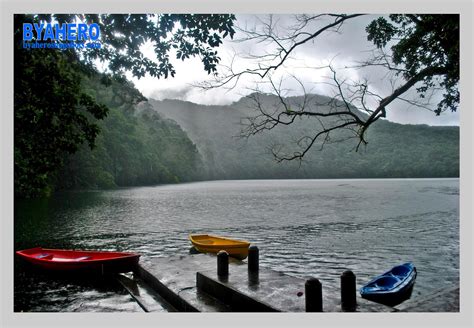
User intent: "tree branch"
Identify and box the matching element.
[359,65,448,140]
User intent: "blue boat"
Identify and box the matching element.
[360,262,417,306]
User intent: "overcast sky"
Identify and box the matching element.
[129,14,459,126]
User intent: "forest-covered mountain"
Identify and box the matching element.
[54,76,204,190]
[55,87,459,193]
[149,94,459,179]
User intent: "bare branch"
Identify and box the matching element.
[201,14,365,91]
[275,121,360,162]
[359,65,449,139]
[200,14,457,163]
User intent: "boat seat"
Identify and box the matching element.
[197,239,215,245]
[391,266,410,276]
[50,256,92,262]
[388,273,402,281]
[373,276,399,291]
[75,256,92,261]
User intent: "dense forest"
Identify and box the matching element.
[150,94,459,180]
[54,76,204,190]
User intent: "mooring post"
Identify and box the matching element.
[217,250,229,278]
[248,245,259,273]
[305,278,323,312]
[341,270,357,312]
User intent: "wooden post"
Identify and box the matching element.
[248,245,259,273]
[217,250,229,278]
[341,270,357,312]
[305,278,323,312]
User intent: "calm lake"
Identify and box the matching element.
[14,178,459,312]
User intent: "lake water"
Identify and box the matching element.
[14,178,459,312]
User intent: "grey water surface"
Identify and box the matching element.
[14,178,459,312]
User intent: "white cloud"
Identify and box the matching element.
[129,14,459,126]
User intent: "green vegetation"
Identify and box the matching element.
[55,76,204,190]
[367,14,459,115]
[14,44,108,198]
[14,14,235,198]
[150,95,459,180]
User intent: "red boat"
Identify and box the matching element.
[16,247,140,274]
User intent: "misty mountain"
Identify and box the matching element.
[149,94,459,179]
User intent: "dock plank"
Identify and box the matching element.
[137,254,394,312]
[137,254,234,311]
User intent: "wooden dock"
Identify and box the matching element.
[134,253,395,312]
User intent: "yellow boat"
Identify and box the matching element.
[189,234,251,260]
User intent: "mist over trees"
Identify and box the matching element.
[150,94,459,180]
[55,76,205,190]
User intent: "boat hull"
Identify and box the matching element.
[361,281,416,307]
[189,234,250,260]
[360,262,417,307]
[16,247,140,274]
